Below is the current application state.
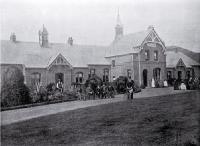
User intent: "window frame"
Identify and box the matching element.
[103,68,109,82]
[154,50,158,61]
[75,72,83,84]
[145,50,150,61]
[127,69,132,79]
[112,60,115,67]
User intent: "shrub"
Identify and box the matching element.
[140,84,146,89]
[1,66,31,107]
[114,76,128,93]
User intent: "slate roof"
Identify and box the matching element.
[0,40,109,68]
[106,30,149,57]
[166,51,200,68]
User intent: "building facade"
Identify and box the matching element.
[106,16,167,87]
[1,26,111,91]
[1,12,200,91]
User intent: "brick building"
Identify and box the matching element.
[1,12,200,90]
[106,12,166,87]
[1,26,111,91]
[166,46,200,81]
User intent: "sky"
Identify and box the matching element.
[1,0,200,52]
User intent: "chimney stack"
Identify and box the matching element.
[10,33,16,42]
[148,25,154,31]
[68,37,73,46]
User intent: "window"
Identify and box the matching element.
[167,71,172,80]
[103,68,109,82]
[178,71,182,80]
[90,68,95,75]
[186,71,190,79]
[154,51,158,61]
[31,72,41,89]
[127,69,132,79]
[55,73,64,83]
[153,68,161,80]
[145,50,150,60]
[112,60,115,67]
[76,72,83,83]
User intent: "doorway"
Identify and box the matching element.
[143,69,148,87]
[178,71,182,80]
[55,73,64,83]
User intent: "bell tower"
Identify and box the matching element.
[39,24,49,47]
[114,9,123,41]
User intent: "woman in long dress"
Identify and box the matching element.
[151,78,155,88]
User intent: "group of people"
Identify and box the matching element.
[174,77,200,90]
[151,78,168,88]
[76,84,115,100]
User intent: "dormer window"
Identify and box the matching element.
[145,50,150,61]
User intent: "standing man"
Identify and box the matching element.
[56,79,63,93]
[127,78,134,100]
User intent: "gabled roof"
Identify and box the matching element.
[106,27,165,57]
[166,46,200,63]
[0,40,109,68]
[47,53,73,70]
[107,31,147,57]
[166,51,200,68]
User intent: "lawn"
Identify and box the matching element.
[1,91,200,146]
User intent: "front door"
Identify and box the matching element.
[55,73,64,83]
[143,69,148,87]
[178,71,182,80]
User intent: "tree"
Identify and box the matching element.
[1,66,31,107]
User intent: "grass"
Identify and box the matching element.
[1,91,200,146]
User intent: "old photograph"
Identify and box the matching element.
[1,0,200,145]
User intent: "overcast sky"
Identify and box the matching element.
[1,0,200,52]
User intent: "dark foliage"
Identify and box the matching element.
[1,66,31,107]
[85,75,103,91]
[114,76,128,93]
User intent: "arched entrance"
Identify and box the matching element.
[143,69,148,87]
[55,73,64,83]
[178,71,182,80]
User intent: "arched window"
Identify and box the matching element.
[154,50,158,61]
[153,68,161,80]
[145,50,150,60]
[103,68,109,82]
[76,72,83,83]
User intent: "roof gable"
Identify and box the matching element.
[107,27,166,57]
[141,29,166,53]
[176,58,186,68]
[47,53,72,70]
[166,51,200,68]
